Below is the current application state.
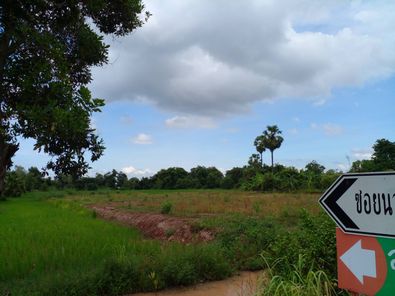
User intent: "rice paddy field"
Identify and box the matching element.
[0,190,337,296]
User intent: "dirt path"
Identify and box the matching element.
[89,203,214,243]
[130,271,263,296]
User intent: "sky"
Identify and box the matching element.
[14,0,395,177]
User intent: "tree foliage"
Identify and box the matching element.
[254,135,266,167]
[350,138,395,172]
[262,125,284,169]
[0,0,148,198]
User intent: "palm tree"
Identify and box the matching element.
[254,135,266,167]
[262,125,283,170]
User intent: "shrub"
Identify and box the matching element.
[160,202,172,214]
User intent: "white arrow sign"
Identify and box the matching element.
[319,172,395,238]
[340,240,376,284]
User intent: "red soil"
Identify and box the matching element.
[88,203,214,244]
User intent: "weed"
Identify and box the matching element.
[165,228,175,238]
[258,255,338,296]
[161,201,172,214]
[252,201,261,214]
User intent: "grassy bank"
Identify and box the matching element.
[0,190,338,295]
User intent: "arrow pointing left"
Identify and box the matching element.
[340,240,376,284]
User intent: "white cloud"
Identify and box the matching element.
[133,133,153,144]
[165,115,216,129]
[336,163,349,172]
[352,149,373,160]
[311,123,343,136]
[288,128,299,135]
[120,115,133,125]
[91,0,395,117]
[322,123,343,136]
[121,166,153,177]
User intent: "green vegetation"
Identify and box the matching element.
[160,201,173,214]
[350,138,395,172]
[0,196,232,295]
[0,190,345,295]
[0,1,150,198]
[259,255,337,296]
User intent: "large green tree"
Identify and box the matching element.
[0,1,148,198]
[350,138,395,172]
[372,138,395,170]
[262,125,283,170]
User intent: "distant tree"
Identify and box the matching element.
[321,170,341,190]
[94,173,106,187]
[372,139,395,170]
[305,161,325,175]
[55,174,74,189]
[275,166,302,192]
[4,170,25,197]
[0,1,148,199]
[349,159,376,173]
[116,172,128,189]
[206,168,224,188]
[248,154,262,170]
[303,161,325,191]
[254,135,266,167]
[75,177,98,191]
[104,170,118,189]
[137,177,153,189]
[25,167,44,191]
[262,125,284,170]
[349,138,395,173]
[190,166,223,189]
[126,177,140,190]
[153,167,188,189]
[222,167,244,189]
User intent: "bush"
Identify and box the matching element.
[265,211,337,279]
[4,171,25,197]
[160,202,172,214]
[217,216,280,270]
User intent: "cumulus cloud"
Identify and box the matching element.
[91,0,395,117]
[121,166,153,177]
[352,149,373,160]
[132,133,153,144]
[165,115,216,129]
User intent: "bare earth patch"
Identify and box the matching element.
[88,203,214,244]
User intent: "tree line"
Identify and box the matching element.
[4,134,395,197]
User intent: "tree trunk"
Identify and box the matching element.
[0,138,19,199]
[259,152,263,168]
[271,150,274,171]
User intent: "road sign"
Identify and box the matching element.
[319,172,395,238]
[336,228,395,295]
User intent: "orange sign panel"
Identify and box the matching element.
[337,228,387,295]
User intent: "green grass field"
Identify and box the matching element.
[0,190,337,296]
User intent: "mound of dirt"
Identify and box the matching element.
[88,204,214,244]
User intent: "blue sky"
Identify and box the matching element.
[13,0,395,177]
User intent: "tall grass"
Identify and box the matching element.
[0,198,232,295]
[0,190,339,295]
[258,255,338,296]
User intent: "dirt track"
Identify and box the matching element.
[89,203,214,244]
